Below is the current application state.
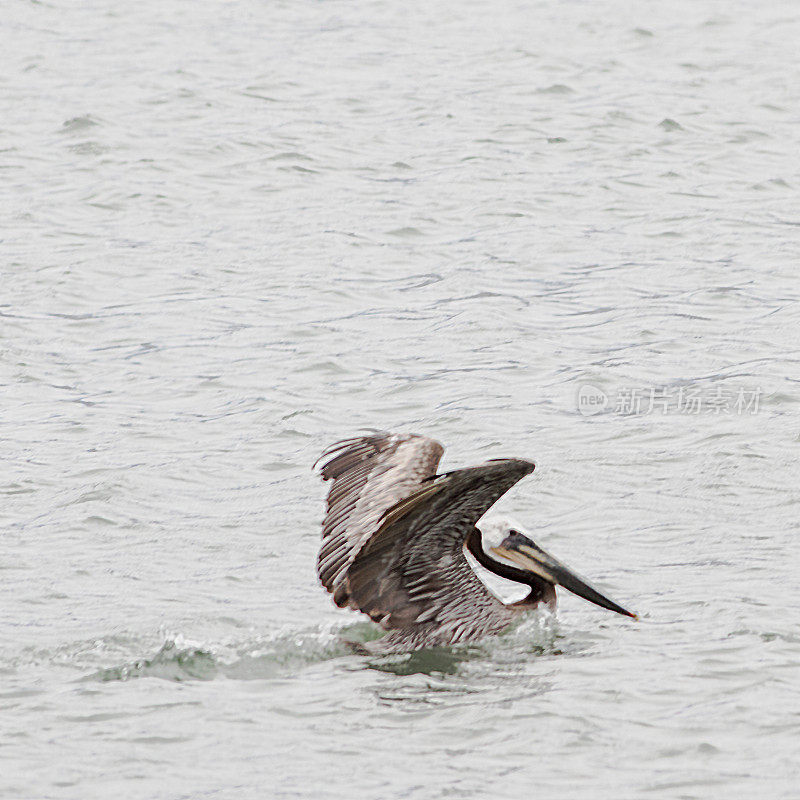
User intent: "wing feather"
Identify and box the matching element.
[343,459,536,641]
[316,432,444,604]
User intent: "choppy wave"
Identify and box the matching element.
[5,0,800,796]
[82,613,566,683]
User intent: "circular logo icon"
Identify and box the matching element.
[577,384,608,416]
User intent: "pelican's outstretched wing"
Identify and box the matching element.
[342,459,536,647]
[316,432,444,606]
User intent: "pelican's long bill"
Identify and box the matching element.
[490,537,637,620]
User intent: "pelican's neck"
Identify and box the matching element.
[464,527,556,608]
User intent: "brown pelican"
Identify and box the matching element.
[316,432,636,653]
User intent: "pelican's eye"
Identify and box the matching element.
[502,530,534,548]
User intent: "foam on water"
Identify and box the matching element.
[81,612,565,683]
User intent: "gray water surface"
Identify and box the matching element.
[3,1,800,798]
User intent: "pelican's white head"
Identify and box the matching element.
[475,515,531,551]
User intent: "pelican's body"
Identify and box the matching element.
[316,433,635,653]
